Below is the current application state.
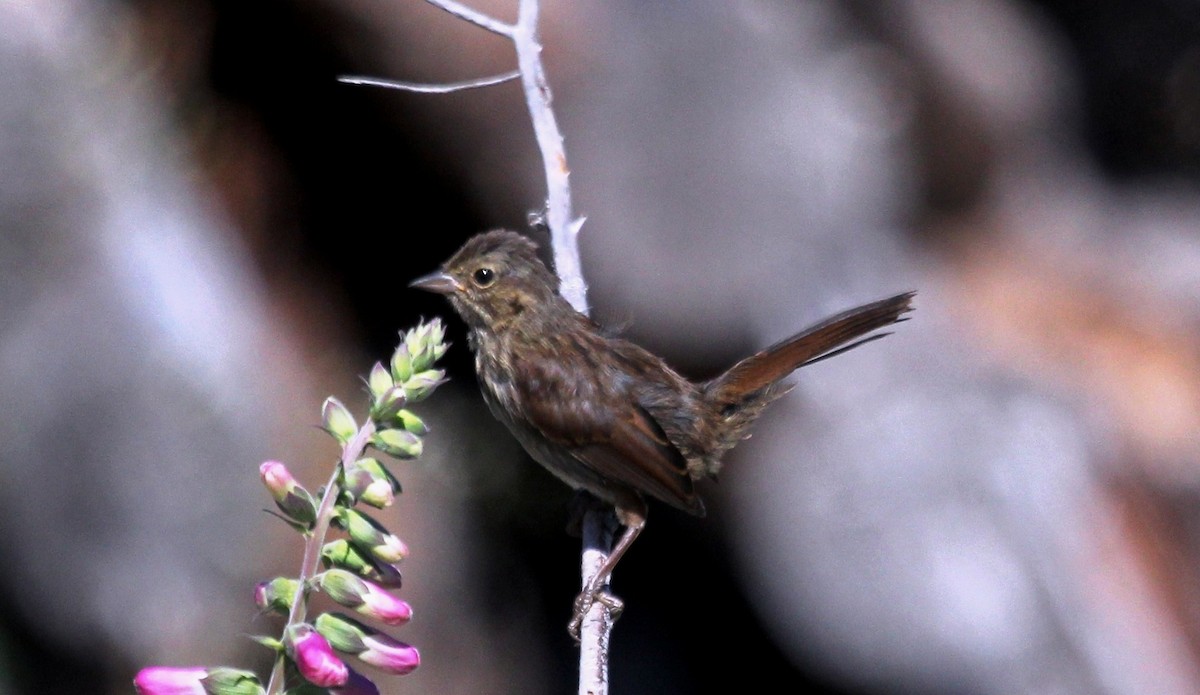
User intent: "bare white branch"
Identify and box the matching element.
[422,0,514,37]
[512,0,588,314]
[338,71,520,94]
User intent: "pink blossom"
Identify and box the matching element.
[319,570,413,626]
[360,582,413,625]
[289,624,350,687]
[258,460,296,494]
[359,633,420,675]
[133,666,207,695]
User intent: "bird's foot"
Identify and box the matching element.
[568,588,624,642]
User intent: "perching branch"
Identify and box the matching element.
[339,2,610,692]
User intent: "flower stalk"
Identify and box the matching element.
[136,320,448,695]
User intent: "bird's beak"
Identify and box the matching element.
[409,271,463,295]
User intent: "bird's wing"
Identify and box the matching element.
[514,351,704,515]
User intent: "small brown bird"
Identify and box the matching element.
[412,230,913,636]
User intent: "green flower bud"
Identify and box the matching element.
[371,428,422,459]
[403,330,428,371]
[322,397,358,445]
[358,457,401,491]
[427,318,447,353]
[322,539,404,588]
[322,539,373,575]
[366,362,393,402]
[394,409,429,436]
[357,480,394,509]
[390,344,413,384]
[370,386,408,423]
[254,576,299,614]
[402,369,445,403]
[317,568,368,607]
[200,668,264,695]
[335,508,408,564]
[314,612,367,654]
[344,457,400,509]
[403,319,449,374]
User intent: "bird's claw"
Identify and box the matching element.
[568,588,624,642]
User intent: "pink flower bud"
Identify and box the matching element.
[318,570,412,625]
[259,461,316,525]
[287,624,349,687]
[358,633,420,675]
[360,583,413,626]
[259,460,296,495]
[133,666,207,695]
[375,533,409,564]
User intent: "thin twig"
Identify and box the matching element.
[338,71,520,94]
[512,0,588,314]
[422,0,514,37]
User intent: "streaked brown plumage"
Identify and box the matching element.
[412,230,914,636]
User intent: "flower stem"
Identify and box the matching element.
[265,420,378,694]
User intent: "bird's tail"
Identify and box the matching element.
[700,291,915,463]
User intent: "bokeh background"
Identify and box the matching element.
[3,0,1200,693]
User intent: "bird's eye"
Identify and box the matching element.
[472,267,496,287]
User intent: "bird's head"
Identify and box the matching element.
[410,230,563,331]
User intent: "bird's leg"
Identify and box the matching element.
[568,495,646,640]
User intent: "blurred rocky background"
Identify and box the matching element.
[2,0,1200,693]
